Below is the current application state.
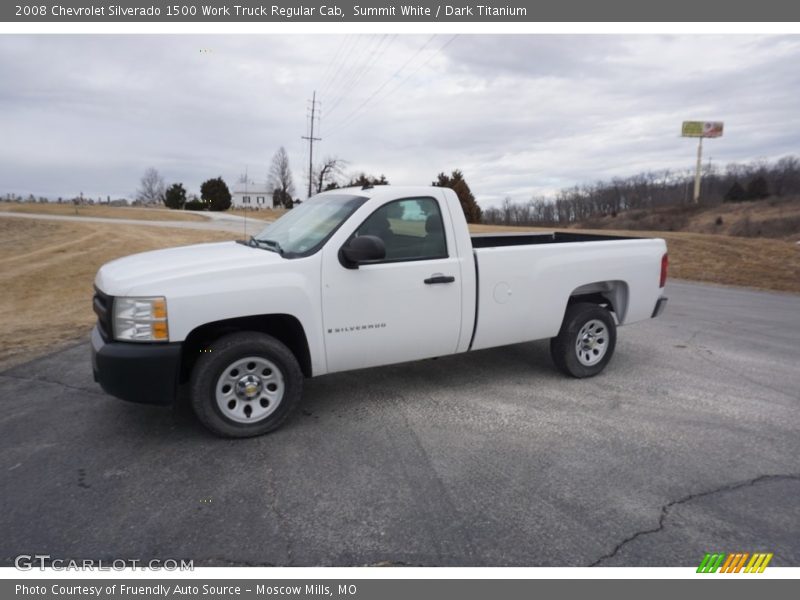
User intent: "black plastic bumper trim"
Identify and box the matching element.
[91,326,181,405]
[651,296,668,318]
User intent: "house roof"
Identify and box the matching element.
[232,184,271,195]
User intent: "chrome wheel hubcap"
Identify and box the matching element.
[215,356,284,423]
[575,319,608,366]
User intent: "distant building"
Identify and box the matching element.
[231,183,274,209]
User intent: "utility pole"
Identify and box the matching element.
[693,136,703,203]
[682,120,723,204]
[301,91,321,199]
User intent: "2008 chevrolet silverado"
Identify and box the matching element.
[92,185,668,437]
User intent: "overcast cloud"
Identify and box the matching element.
[1,34,798,208]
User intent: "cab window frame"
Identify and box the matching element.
[346,196,449,265]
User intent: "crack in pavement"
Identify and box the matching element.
[0,372,104,396]
[0,339,90,375]
[690,347,798,401]
[589,473,800,567]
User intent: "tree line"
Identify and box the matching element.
[135,167,233,211]
[138,146,302,212]
[312,158,482,223]
[482,155,800,226]
[139,149,484,224]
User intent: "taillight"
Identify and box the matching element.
[659,253,669,288]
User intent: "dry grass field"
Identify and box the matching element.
[0,203,209,222]
[0,215,797,371]
[0,218,233,370]
[579,196,800,242]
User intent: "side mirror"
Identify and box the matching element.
[340,235,386,269]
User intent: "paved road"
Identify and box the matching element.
[0,210,271,236]
[1,281,798,567]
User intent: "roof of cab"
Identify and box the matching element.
[315,185,445,201]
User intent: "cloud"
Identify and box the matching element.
[0,34,798,207]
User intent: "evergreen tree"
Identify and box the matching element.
[432,169,482,223]
[347,173,389,187]
[200,177,231,211]
[164,183,187,210]
[724,181,746,202]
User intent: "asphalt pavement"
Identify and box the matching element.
[0,210,269,236]
[1,280,798,567]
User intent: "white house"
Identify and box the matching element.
[230,183,275,209]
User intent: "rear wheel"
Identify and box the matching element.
[190,332,303,437]
[550,302,616,378]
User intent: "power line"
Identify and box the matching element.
[323,35,437,136]
[317,36,350,95]
[325,35,457,138]
[324,34,397,119]
[320,35,377,106]
[320,35,371,98]
[319,35,360,98]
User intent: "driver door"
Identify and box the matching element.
[321,196,462,373]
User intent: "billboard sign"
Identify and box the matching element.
[682,121,724,138]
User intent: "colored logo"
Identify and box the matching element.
[697,552,773,573]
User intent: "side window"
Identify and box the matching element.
[355,197,447,261]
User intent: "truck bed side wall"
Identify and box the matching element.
[470,238,666,351]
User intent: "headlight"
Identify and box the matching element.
[112,296,169,342]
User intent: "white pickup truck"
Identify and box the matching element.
[92,185,668,437]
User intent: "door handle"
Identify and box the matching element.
[424,274,456,285]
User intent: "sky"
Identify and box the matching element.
[1,34,798,208]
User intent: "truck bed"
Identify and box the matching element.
[470,231,636,248]
[469,235,666,352]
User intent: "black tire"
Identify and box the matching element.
[550,302,617,378]
[190,332,303,438]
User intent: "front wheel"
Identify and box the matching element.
[550,302,617,378]
[190,332,303,438]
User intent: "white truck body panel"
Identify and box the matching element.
[94,185,667,380]
[96,242,329,376]
[318,186,474,373]
[471,237,666,350]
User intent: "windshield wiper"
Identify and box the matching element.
[249,236,284,256]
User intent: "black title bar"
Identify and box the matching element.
[5,0,800,22]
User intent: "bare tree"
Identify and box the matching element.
[267,147,295,208]
[314,157,348,193]
[136,167,166,204]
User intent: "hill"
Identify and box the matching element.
[575,196,800,242]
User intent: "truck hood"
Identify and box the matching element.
[95,241,285,296]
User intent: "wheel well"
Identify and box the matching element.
[180,314,312,382]
[568,280,629,323]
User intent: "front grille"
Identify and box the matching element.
[93,288,113,341]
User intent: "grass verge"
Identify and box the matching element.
[0,218,233,370]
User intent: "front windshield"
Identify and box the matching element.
[253,194,367,258]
